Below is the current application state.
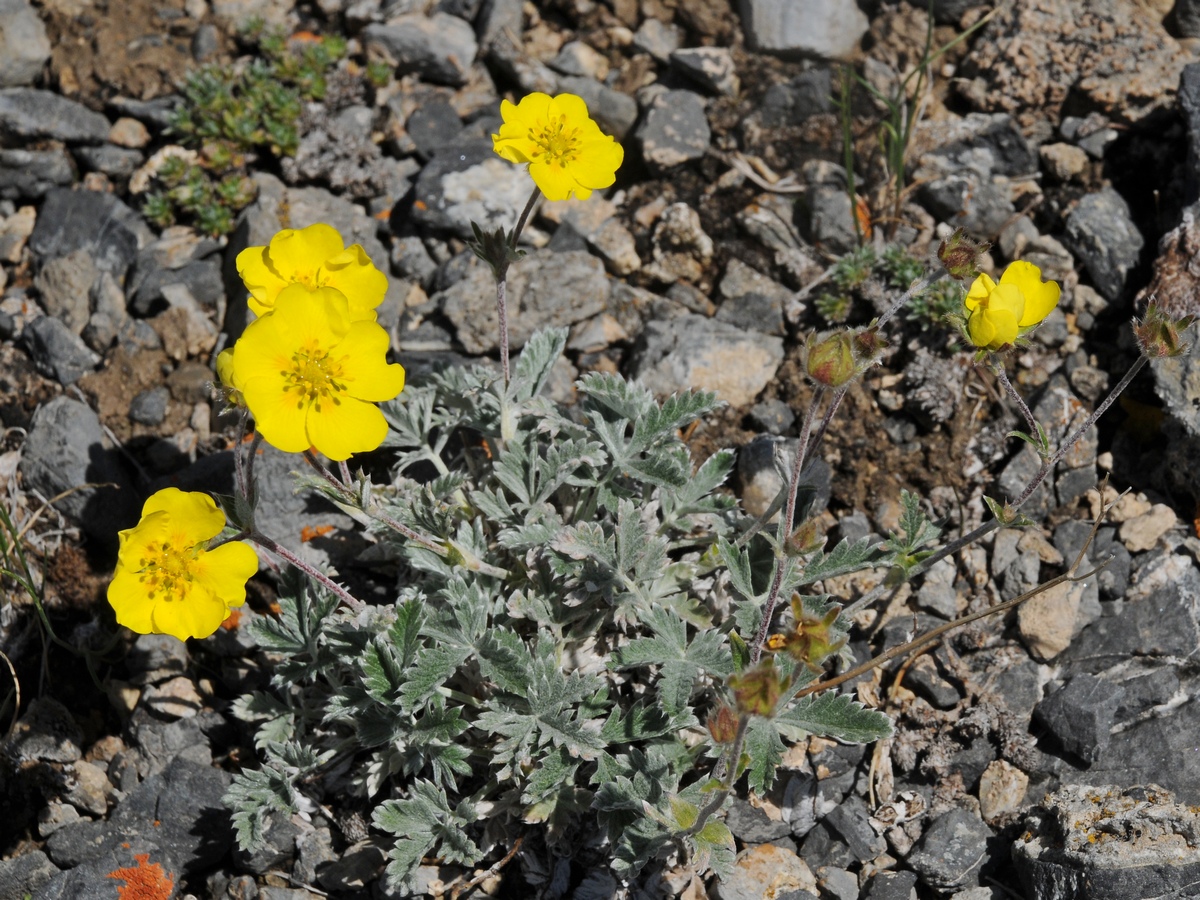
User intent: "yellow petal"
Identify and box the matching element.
[1002,261,1061,326]
[528,159,583,201]
[549,92,590,123]
[107,568,158,634]
[319,244,388,315]
[987,282,1025,321]
[336,322,407,402]
[305,395,390,461]
[236,245,290,312]
[242,375,313,453]
[268,224,345,280]
[968,306,1019,350]
[141,488,225,543]
[216,348,238,390]
[149,584,228,641]
[196,541,258,602]
[963,273,996,312]
[573,137,624,190]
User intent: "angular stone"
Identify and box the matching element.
[0,89,110,143]
[411,139,529,240]
[440,250,609,354]
[717,843,817,900]
[363,13,478,86]
[34,247,97,333]
[907,808,991,891]
[1034,674,1124,763]
[1063,187,1144,301]
[22,315,100,384]
[671,47,739,96]
[29,188,146,277]
[631,313,784,407]
[0,0,51,88]
[0,147,74,200]
[555,75,639,141]
[738,0,868,60]
[978,759,1029,822]
[1013,783,1200,898]
[636,89,711,172]
[716,258,788,336]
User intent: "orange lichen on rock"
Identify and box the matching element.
[300,524,336,542]
[106,853,175,900]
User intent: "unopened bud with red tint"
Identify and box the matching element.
[806,330,858,388]
[938,228,990,282]
[706,703,739,744]
[728,660,784,718]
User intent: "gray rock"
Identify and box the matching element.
[632,314,784,408]
[1034,674,1124,763]
[1062,187,1143,301]
[22,315,101,384]
[917,113,1038,177]
[74,144,144,178]
[862,870,918,900]
[916,0,990,24]
[670,47,739,96]
[1112,666,1180,725]
[756,69,833,126]
[129,386,170,426]
[46,754,231,874]
[801,184,858,254]
[907,808,991,891]
[129,257,224,316]
[282,104,411,204]
[815,866,859,900]
[363,13,477,85]
[0,147,74,199]
[1180,64,1200,199]
[34,247,97,333]
[17,396,138,542]
[405,96,464,160]
[0,0,51,88]
[63,760,114,816]
[318,840,386,890]
[108,95,178,132]
[556,75,639,141]
[916,557,959,619]
[748,399,795,435]
[0,88,111,143]
[1091,528,1131,601]
[37,840,176,900]
[38,802,87,838]
[798,820,857,870]
[133,712,220,776]
[476,0,521,51]
[293,825,337,884]
[725,798,793,843]
[127,632,190,685]
[823,794,886,862]
[1062,575,1200,670]
[29,187,147,277]
[441,249,609,354]
[411,139,531,240]
[636,89,711,172]
[0,850,58,898]
[632,17,683,62]
[1013,783,1200,900]
[5,697,83,763]
[716,258,788,336]
[738,0,868,60]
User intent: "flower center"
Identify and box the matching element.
[137,540,202,602]
[529,116,580,166]
[283,339,348,412]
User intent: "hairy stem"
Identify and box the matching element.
[991,355,1038,437]
[249,530,364,613]
[750,387,825,664]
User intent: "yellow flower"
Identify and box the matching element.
[215,347,244,408]
[492,92,624,202]
[107,488,258,641]
[964,261,1061,351]
[235,223,388,320]
[231,283,405,460]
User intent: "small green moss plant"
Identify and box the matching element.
[143,22,349,236]
[211,94,1195,892]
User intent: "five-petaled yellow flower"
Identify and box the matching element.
[231,284,406,461]
[492,92,624,202]
[964,261,1061,351]
[236,223,388,320]
[108,488,258,641]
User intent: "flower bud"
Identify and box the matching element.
[1133,303,1193,359]
[706,703,739,744]
[784,519,824,557]
[729,660,784,718]
[806,331,858,388]
[852,326,889,366]
[938,229,990,281]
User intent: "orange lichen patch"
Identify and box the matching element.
[300,524,335,543]
[106,853,175,900]
[220,609,243,631]
[413,199,428,211]
[1193,501,1200,539]
[290,30,323,42]
[374,206,393,220]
